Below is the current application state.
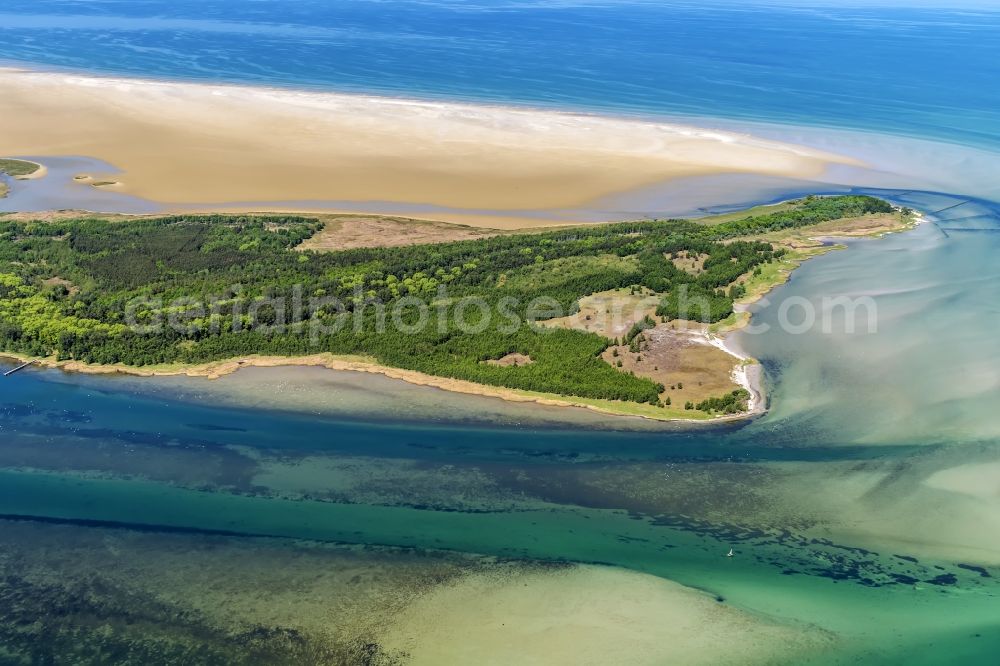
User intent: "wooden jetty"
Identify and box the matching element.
[3,360,34,377]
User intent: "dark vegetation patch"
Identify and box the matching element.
[0,572,404,665]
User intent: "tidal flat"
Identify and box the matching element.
[0,520,514,665]
[2,2,1000,660]
[0,522,840,666]
[2,189,999,663]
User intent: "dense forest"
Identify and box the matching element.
[0,195,892,410]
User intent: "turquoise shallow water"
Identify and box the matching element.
[1,191,999,662]
[1,0,1000,662]
[739,191,1000,446]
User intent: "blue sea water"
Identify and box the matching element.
[2,2,1000,662]
[1,0,999,151]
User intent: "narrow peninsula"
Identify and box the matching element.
[0,195,915,421]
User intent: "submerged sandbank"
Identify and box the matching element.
[381,564,832,665]
[0,67,856,227]
[0,519,835,665]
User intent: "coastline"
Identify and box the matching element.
[0,66,858,228]
[0,64,922,424]
[704,332,765,416]
[0,352,720,423]
[705,205,925,416]
[1,159,48,181]
[0,351,730,424]
[0,157,47,198]
[0,207,922,425]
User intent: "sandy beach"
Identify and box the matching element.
[0,67,855,227]
[0,351,732,423]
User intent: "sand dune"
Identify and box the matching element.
[0,67,855,227]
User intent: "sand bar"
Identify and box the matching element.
[0,67,856,227]
[382,564,832,665]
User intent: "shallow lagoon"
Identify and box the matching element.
[2,1,1000,660]
[1,191,999,662]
